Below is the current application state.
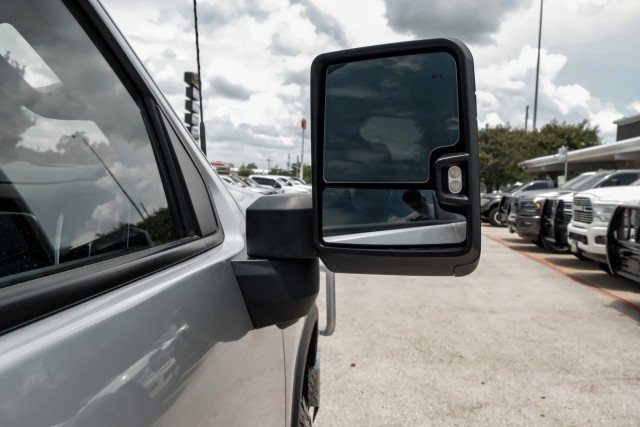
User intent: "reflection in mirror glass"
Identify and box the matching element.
[0,23,61,88]
[324,52,459,183]
[322,188,465,246]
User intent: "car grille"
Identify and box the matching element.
[572,197,593,224]
[510,198,518,214]
[518,199,537,215]
[499,196,510,213]
[561,201,572,225]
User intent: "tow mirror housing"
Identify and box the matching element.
[311,39,480,276]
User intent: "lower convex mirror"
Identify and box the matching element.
[311,38,480,276]
[322,189,465,245]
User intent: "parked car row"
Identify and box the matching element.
[482,170,640,283]
[218,174,311,195]
[480,180,555,227]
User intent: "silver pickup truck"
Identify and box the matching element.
[0,1,480,425]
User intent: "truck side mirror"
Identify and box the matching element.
[311,39,480,276]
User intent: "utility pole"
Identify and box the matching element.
[287,153,291,172]
[525,105,529,132]
[192,0,206,154]
[300,118,307,180]
[532,0,544,131]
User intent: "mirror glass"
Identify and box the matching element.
[321,51,466,247]
[322,189,465,245]
[323,52,459,183]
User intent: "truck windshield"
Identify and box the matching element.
[568,172,610,191]
[559,173,596,190]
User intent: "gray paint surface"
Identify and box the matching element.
[0,240,286,426]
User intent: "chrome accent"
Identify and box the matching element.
[573,197,593,224]
[562,202,573,224]
[319,264,336,337]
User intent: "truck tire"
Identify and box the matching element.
[533,236,544,248]
[298,396,313,427]
[541,237,570,254]
[488,207,502,227]
[573,252,590,261]
[599,262,617,276]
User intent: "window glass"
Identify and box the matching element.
[0,1,180,284]
[602,173,640,186]
[528,182,549,190]
[572,172,609,191]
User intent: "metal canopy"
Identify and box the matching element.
[519,135,640,172]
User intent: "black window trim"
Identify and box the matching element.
[64,0,224,245]
[0,237,208,335]
[154,105,223,244]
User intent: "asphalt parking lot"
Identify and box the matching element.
[484,225,640,310]
[315,225,640,426]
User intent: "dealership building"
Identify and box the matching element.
[520,114,640,173]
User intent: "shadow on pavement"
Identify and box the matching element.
[484,228,640,314]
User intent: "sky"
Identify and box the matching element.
[100,0,640,171]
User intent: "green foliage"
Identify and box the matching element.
[1,52,36,161]
[479,120,600,192]
[303,164,312,183]
[237,165,253,177]
[269,167,290,175]
[136,207,174,243]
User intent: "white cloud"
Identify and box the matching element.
[552,85,590,115]
[589,109,623,143]
[479,113,504,129]
[98,0,640,167]
[476,91,499,111]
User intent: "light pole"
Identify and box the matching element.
[533,0,544,131]
[300,118,307,180]
[267,158,272,172]
[558,146,568,183]
[192,0,206,154]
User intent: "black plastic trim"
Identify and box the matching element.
[311,38,480,276]
[0,238,207,335]
[246,194,318,259]
[156,107,218,237]
[232,258,320,329]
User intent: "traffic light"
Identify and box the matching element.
[184,72,200,142]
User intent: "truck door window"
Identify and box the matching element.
[0,1,181,285]
[601,173,640,187]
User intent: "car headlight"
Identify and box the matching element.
[534,198,544,213]
[593,204,618,222]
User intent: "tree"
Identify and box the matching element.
[1,52,36,161]
[237,162,260,177]
[479,125,529,192]
[303,164,312,183]
[479,120,600,192]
